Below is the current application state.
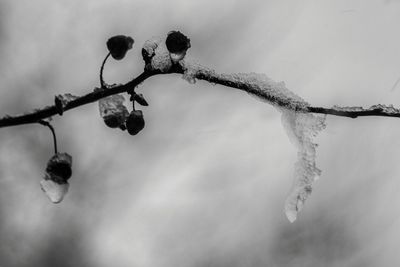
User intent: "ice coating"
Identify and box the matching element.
[180,59,326,221]
[180,60,309,111]
[142,36,172,72]
[281,110,326,222]
[142,36,162,59]
[180,59,216,84]
[55,93,79,106]
[98,94,129,127]
[333,104,400,114]
[170,51,186,63]
[40,178,69,203]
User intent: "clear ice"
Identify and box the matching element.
[179,60,327,222]
[142,36,172,72]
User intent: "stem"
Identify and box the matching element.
[38,120,58,154]
[100,52,111,88]
[129,90,136,110]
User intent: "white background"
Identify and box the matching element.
[0,0,400,266]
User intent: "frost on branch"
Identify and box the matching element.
[332,104,400,114]
[179,60,326,222]
[55,93,79,115]
[179,59,216,84]
[142,36,172,72]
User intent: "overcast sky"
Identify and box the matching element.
[1,0,400,266]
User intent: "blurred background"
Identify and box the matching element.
[0,0,400,266]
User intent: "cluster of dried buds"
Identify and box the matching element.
[41,31,190,203]
[98,90,147,135]
[98,31,190,136]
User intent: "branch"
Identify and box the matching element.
[0,63,399,129]
[0,71,154,128]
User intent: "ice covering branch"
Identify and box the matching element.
[0,64,399,128]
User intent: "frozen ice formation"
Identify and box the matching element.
[98,94,129,128]
[55,93,79,114]
[142,36,172,72]
[180,59,326,222]
[332,104,400,114]
[40,179,69,203]
[179,60,216,84]
[281,110,326,222]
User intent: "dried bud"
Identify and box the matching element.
[107,35,134,60]
[40,153,72,203]
[126,110,145,135]
[165,31,191,54]
[46,153,72,181]
[99,94,129,129]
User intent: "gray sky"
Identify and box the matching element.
[1,0,400,266]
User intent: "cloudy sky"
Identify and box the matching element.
[0,0,400,266]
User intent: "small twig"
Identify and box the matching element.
[38,120,58,154]
[100,52,111,88]
[128,89,136,110]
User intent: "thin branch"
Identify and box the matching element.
[308,106,400,118]
[0,63,399,129]
[38,120,58,154]
[100,52,111,88]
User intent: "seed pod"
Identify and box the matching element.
[99,94,129,129]
[165,31,191,54]
[46,153,72,181]
[126,110,145,135]
[107,35,134,60]
[40,153,72,204]
[166,31,190,63]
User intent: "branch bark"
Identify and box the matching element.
[0,63,399,129]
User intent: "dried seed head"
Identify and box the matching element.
[165,31,191,54]
[107,35,134,60]
[46,153,72,181]
[126,110,145,135]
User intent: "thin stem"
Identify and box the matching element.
[129,90,136,110]
[38,120,58,154]
[100,52,111,88]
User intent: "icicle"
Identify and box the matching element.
[281,110,326,222]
